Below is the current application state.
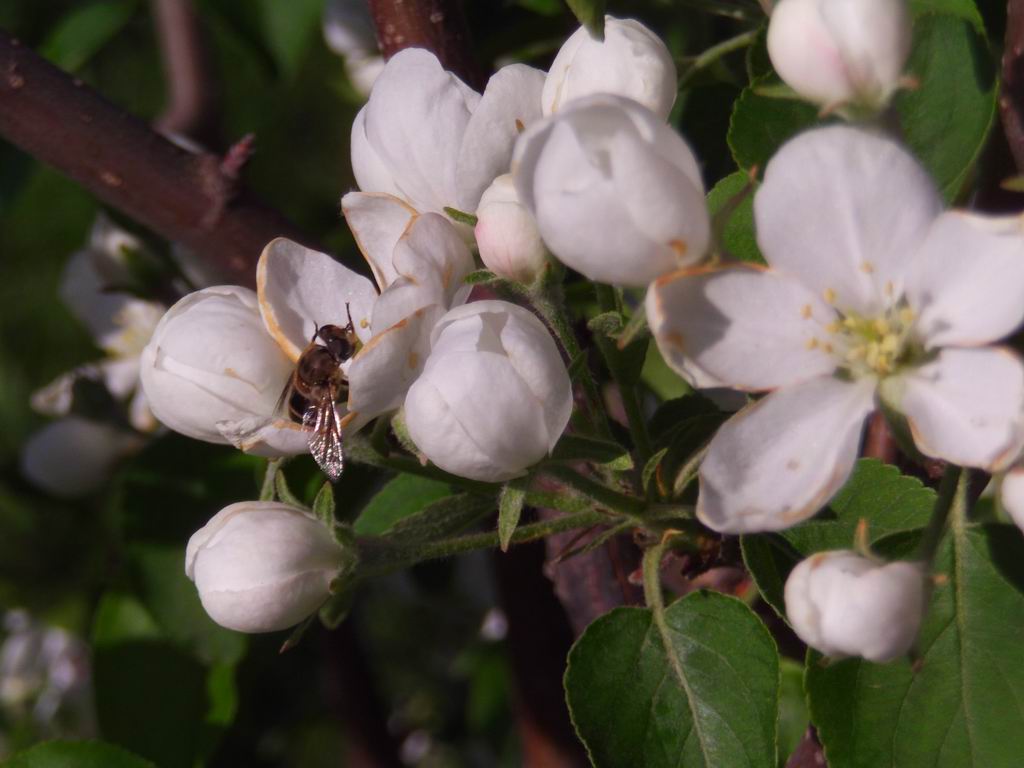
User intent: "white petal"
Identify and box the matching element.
[372,213,474,334]
[767,0,858,107]
[542,16,677,119]
[341,191,417,290]
[821,0,911,106]
[698,377,875,533]
[755,125,941,314]
[20,418,143,498]
[1000,466,1024,533]
[905,212,1024,348]
[216,415,311,457]
[257,238,377,361]
[362,48,480,211]
[350,106,403,199]
[646,266,839,391]
[60,247,133,351]
[609,129,709,268]
[895,347,1024,471]
[345,304,444,432]
[455,64,546,212]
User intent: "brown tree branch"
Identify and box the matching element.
[0,29,316,288]
[1002,0,1024,171]
[151,0,221,147]
[367,0,484,89]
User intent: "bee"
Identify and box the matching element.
[278,304,359,481]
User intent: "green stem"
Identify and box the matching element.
[916,464,962,564]
[642,537,668,611]
[357,508,609,577]
[678,29,760,90]
[532,285,614,440]
[259,458,281,501]
[543,464,647,517]
[593,285,654,468]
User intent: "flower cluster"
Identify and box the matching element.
[135,7,1024,669]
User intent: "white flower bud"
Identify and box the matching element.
[474,175,547,284]
[20,417,144,499]
[186,501,348,633]
[784,550,926,663]
[514,94,709,287]
[542,16,677,119]
[404,301,572,482]
[767,0,911,110]
[139,286,293,444]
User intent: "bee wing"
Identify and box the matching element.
[303,397,344,481]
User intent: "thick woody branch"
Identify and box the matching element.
[367,0,484,89]
[1002,0,1024,171]
[0,29,315,287]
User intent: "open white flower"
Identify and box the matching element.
[40,214,167,433]
[542,15,677,119]
[785,551,926,662]
[767,0,911,111]
[140,212,473,458]
[348,47,545,225]
[404,301,573,482]
[186,501,349,633]
[514,94,709,287]
[648,125,1024,533]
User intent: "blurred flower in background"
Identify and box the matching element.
[0,610,95,757]
[322,0,385,97]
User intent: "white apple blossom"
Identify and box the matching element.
[785,551,926,662]
[140,212,473,458]
[404,301,572,482]
[647,125,1024,533]
[767,0,911,111]
[542,15,677,119]
[139,285,298,447]
[348,47,545,228]
[186,501,349,633]
[323,0,385,97]
[22,216,168,497]
[474,174,547,284]
[513,94,709,287]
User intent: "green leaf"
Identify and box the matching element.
[565,0,605,38]
[465,269,498,285]
[128,544,247,666]
[742,459,936,615]
[806,523,1024,766]
[565,594,779,767]
[353,475,454,536]
[39,0,138,72]
[706,171,764,264]
[726,74,820,173]
[5,740,156,768]
[550,434,634,470]
[274,468,305,508]
[895,13,997,201]
[91,592,237,768]
[728,14,996,202]
[383,493,496,542]
[443,206,479,226]
[778,658,811,765]
[312,481,335,526]
[498,481,528,552]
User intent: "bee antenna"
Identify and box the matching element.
[345,302,355,331]
[311,322,321,344]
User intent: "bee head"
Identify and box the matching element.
[317,323,358,362]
